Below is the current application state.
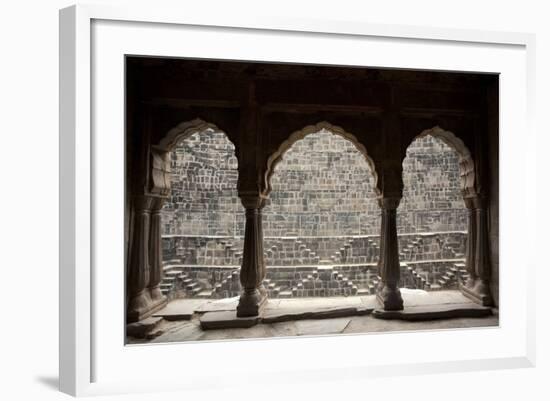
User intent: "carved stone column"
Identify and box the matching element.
[460,196,493,306]
[127,195,153,323]
[236,194,268,317]
[148,197,168,308]
[463,197,478,288]
[377,197,404,310]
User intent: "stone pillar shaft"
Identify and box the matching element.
[464,206,478,288]
[127,196,153,322]
[127,195,168,323]
[377,197,404,311]
[149,197,167,304]
[460,196,493,306]
[237,195,268,317]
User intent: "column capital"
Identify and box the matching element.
[133,194,168,211]
[463,193,486,209]
[239,192,268,209]
[150,196,167,211]
[377,196,401,210]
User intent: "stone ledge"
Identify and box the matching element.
[372,303,492,321]
[126,316,164,338]
[199,304,374,329]
[262,305,373,324]
[200,311,260,330]
[153,299,207,321]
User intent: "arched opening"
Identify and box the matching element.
[397,128,471,292]
[264,125,380,298]
[159,125,244,300]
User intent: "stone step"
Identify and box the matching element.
[454,263,466,268]
[186,282,200,290]
[165,270,183,276]
[196,290,213,298]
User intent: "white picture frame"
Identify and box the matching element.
[59,3,536,397]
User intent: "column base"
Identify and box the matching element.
[127,290,168,323]
[376,285,404,311]
[459,280,493,306]
[149,285,167,305]
[236,288,268,317]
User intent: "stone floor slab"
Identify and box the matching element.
[194,297,239,313]
[372,303,492,321]
[293,317,351,336]
[400,289,472,307]
[262,305,372,324]
[150,321,204,343]
[126,291,499,344]
[200,324,274,341]
[126,316,163,338]
[200,310,260,330]
[153,299,207,321]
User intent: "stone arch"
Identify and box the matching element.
[149,118,238,197]
[264,121,380,196]
[405,126,476,199]
[155,118,235,152]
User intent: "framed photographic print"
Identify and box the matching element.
[59,3,535,397]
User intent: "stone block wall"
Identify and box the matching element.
[159,128,469,299]
[399,135,467,233]
[161,128,244,236]
[264,129,380,236]
[162,129,467,238]
[160,232,467,298]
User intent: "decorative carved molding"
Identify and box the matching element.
[264,121,380,197]
[149,148,171,196]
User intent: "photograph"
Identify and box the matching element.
[124,57,500,344]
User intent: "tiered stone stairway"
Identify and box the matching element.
[160,265,205,298]
[289,267,358,297]
[265,237,320,266]
[436,262,469,289]
[196,239,242,266]
[212,269,241,298]
[403,263,429,290]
